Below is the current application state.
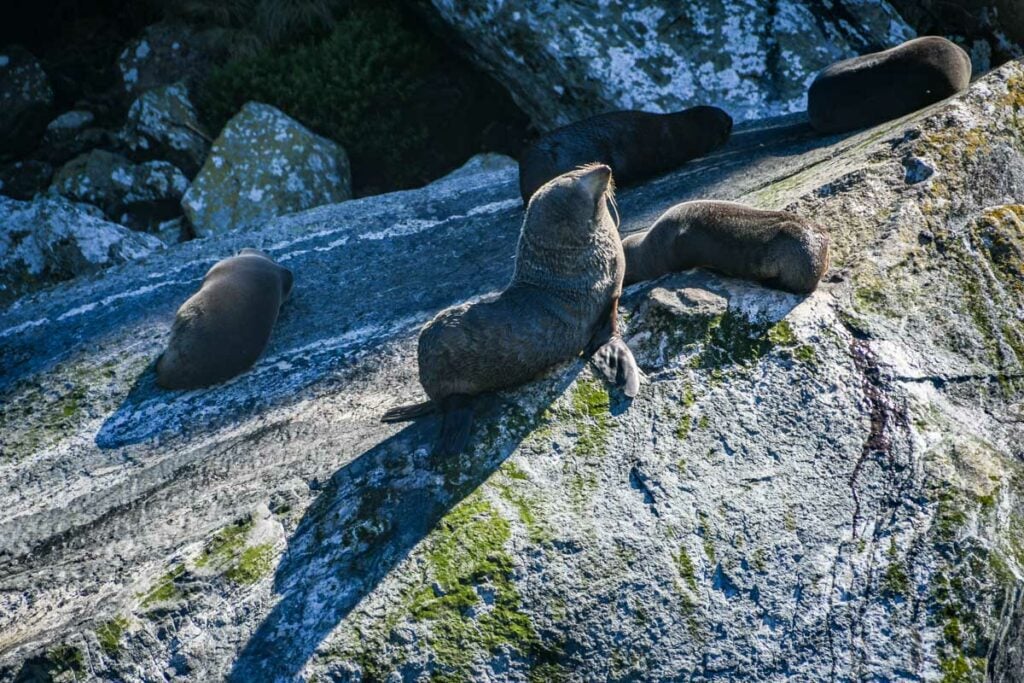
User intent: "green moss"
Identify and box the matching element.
[196,518,253,568]
[225,543,275,584]
[935,492,968,545]
[794,345,817,363]
[697,415,710,430]
[766,320,797,345]
[882,538,911,598]
[939,654,987,683]
[96,615,129,655]
[675,548,698,591]
[494,468,549,546]
[45,645,85,679]
[407,496,545,675]
[566,378,611,458]
[702,535,716,566]
[140,565,185,607]
[696,309,775,369]
[676,415,692,441]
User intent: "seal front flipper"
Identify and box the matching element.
[436,394,476,457]
[592,336,642,398]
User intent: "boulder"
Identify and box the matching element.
[36,110,123,167]
[433,152,518,184]
[0,195,162,304]
[2,58,1024,682]
[182,102,352,237]
[411,0,916,130]
[0,160,53,200]
[50,149,189,231]
[121,82,210,178]
[117,23,214,97]
[0,46,54,158]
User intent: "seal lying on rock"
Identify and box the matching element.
[622,201,830,294]
[156,248,293,389]
[518,106,733,202]
[382,164,640,455]
[808,36,971,134]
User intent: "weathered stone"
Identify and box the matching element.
[434,152,518,184]
[0,46,54,157]
[117,23,215,97]
[182,102,352,237]
[2,58,1024,683]
[412,0,915,129]
[0,195,162,304]
[50,149,189,231]
[0,160,53,200]
[122,83,209,178]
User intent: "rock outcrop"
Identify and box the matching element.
[121,83,209,178]
[0,46,54,158]
[0,195,162,305]
[50,149,189,231]
[412,0,916,129]
[117,23,215,98]
[1,58,1023,682]
[182,102,352,237]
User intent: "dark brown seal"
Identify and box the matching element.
[517,106,733,202]
[382,164,640,454]
[156,248,293,389]
[622,201,830,294]
[808,36,971,134]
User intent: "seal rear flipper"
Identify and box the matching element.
[435,394,476,457]
[381,400,437,423]
[592,336,642,398]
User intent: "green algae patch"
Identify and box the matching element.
[675,548,698,591]
[96,616,130,655]
[408,496,543,675]
[882,539,911,598]
[140,565,185,607]
[493,464,550,546]
[225,544,275,584]
[44,644,85,680]
[197,518,254,568]
[567,378,611,458]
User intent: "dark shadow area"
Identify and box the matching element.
[227,368,580,681]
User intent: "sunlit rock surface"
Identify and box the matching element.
[182,102,352,237]
[1,60,1024,682]
[413,0,915,130]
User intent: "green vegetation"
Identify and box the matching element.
[96,616,130,655]
[197,518,253,567]
[406,497,551,676]
[225,543,275,584]
[675,548,698,591]
[141,565,185,607]
[567,379,612,458]
[45,645,85,679]
[882,538,911,598]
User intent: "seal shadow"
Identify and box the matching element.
[226,367,582,681]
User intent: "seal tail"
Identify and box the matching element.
[381,400,437,423]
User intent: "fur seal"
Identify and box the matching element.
[808,36,971,134]
[622,201,830,294]
[382,164,640,454]
[518,106,733,202]
[156,248,293,389]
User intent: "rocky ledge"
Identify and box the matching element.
[1,59,1023,682]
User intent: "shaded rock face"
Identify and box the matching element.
[0,46,54,158]
[413,0,915,130]
[0,195,162,305]
[50,149,189,231]
[0,160,52,201]
[117,22,213,98]
[182,102,353,237]
[1,60,1024,682]
[888,0,1024,72]
[121,82,209,178]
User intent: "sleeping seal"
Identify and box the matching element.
[808,36,971,134]
[156,248,293,389]
[622,201,830,294]
[518,106,733,202]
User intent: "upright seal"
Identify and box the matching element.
[808,36,971,134]
[622,201,830,294]
[382,164,640,455]
[518,106,733,202]
[156,248,293,389]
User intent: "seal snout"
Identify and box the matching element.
[577,163,612,200]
